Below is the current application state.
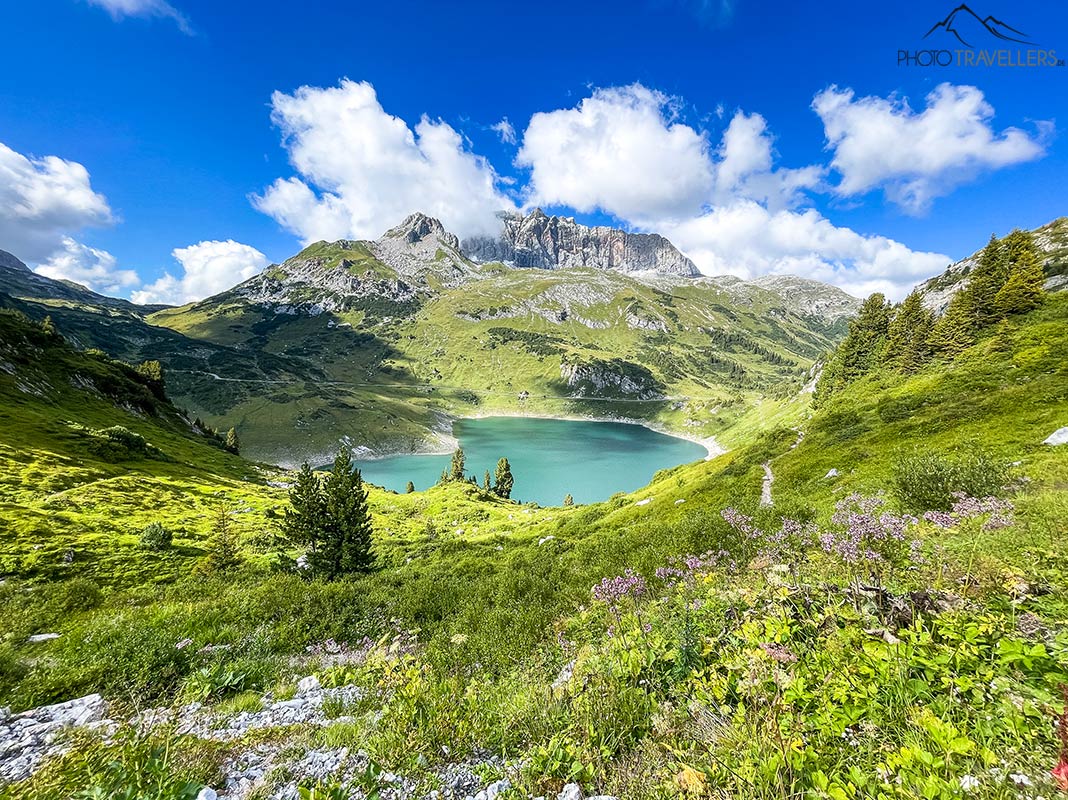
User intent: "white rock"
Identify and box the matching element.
[824,468,839,478]
[558,784,583,800]
[196,789,218,800]
[297,675,320,694]
[538,536,555,546]
[27,633,60,643]
[635,498,651,506]
[486,778,511,799]
[1044,426,1068,445]
[674,498,686,504]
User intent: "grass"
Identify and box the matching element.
[2,293,1068,797]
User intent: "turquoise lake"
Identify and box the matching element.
[354,416,707,506]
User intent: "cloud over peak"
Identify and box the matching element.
[253,79,515,244]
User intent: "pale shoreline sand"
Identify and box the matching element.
[354,411,726,462]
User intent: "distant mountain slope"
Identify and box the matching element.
[918,217,1068,312]
[146,215,853,464]
[462,209,699,277]
[0,249,149,314]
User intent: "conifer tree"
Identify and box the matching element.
[494,457,513,499]
[224,427,240,454]
[967,234,1009,326]
[282,463,326,549]
[885,291,934,373]
[994,247,1045,316]
[928,290,977,357]
[483,470,492,491]
[406,481,415,494]
[203,505,243,574]
[449,448,466,482]
[813,293,891,403]
[563,494,574,506]
[311,449,375,578]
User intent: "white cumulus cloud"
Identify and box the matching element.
[660,202,950,300]
[132,240,267,305]
[86,0,192,34]
[34,236,139,295]
[253,79,514,243]
[517,84,715,224]
[0,141,114,264]
[813,83,1049,214]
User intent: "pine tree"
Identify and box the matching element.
[449,448,466,482]
[40,315,59,338]
[494,457,513,499]
[885,291,934,373]
[282,463,326,549]
[203,505,243,574]
[224,427,240,454]
[483,470,492,491]
[994,247,1045,316]
[967,234,1010,326]
[310,449,375,578]
[813,293,891,403]
[405,481,415,494]
[928,290,977,357]
[563,494,574,506]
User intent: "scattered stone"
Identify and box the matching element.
[824,468,839,479]
[1043,426,1068,445]
[196,789,219,800]
[27,633,60,643]
[558,783,584,800]
[674,498,686,504]
[538,536,556,546]
[635,498,651,506]
[296,675,320,695]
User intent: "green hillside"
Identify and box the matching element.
[146,241,849,464]
[2,255,1067,797]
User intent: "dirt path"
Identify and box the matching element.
[760,462,774,507]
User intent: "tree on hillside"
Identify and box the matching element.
[282,463,326,549]
[994,237,1045,316]
[494,457,514,499]
[928,292,977,357]
[449,448,466,482]
[203,505,243,574]
[281,453,375,578]
[224,427,240,455]
[406,480,415,494]
[317,449,376,577]
[563,494,574,506]
[814,293,891,404]
[483,470,492,492]
[967,234,1010,326]
[885,291,935,373]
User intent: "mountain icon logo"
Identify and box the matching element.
[924,4,1036,48]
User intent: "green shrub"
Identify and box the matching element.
[139,522,173,551]
[892,447,1012,511]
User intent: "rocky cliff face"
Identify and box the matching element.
[463,209,699,277]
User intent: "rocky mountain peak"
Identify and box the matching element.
[0,249,31,272]
[383,213,459,250]
[462,210,700,278]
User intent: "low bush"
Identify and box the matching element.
[893,447,1012,511]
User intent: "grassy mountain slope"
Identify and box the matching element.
[2,288,1066,797]
[148,240,852,463]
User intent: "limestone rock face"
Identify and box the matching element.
[463,209,699,277]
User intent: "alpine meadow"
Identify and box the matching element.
[2,2,1068,799]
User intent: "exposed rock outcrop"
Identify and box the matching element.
[560,358,665,399]
[463,209,699,277]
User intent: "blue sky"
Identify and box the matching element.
[1,0,1065,301]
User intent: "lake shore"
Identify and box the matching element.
[353,411,726,462]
